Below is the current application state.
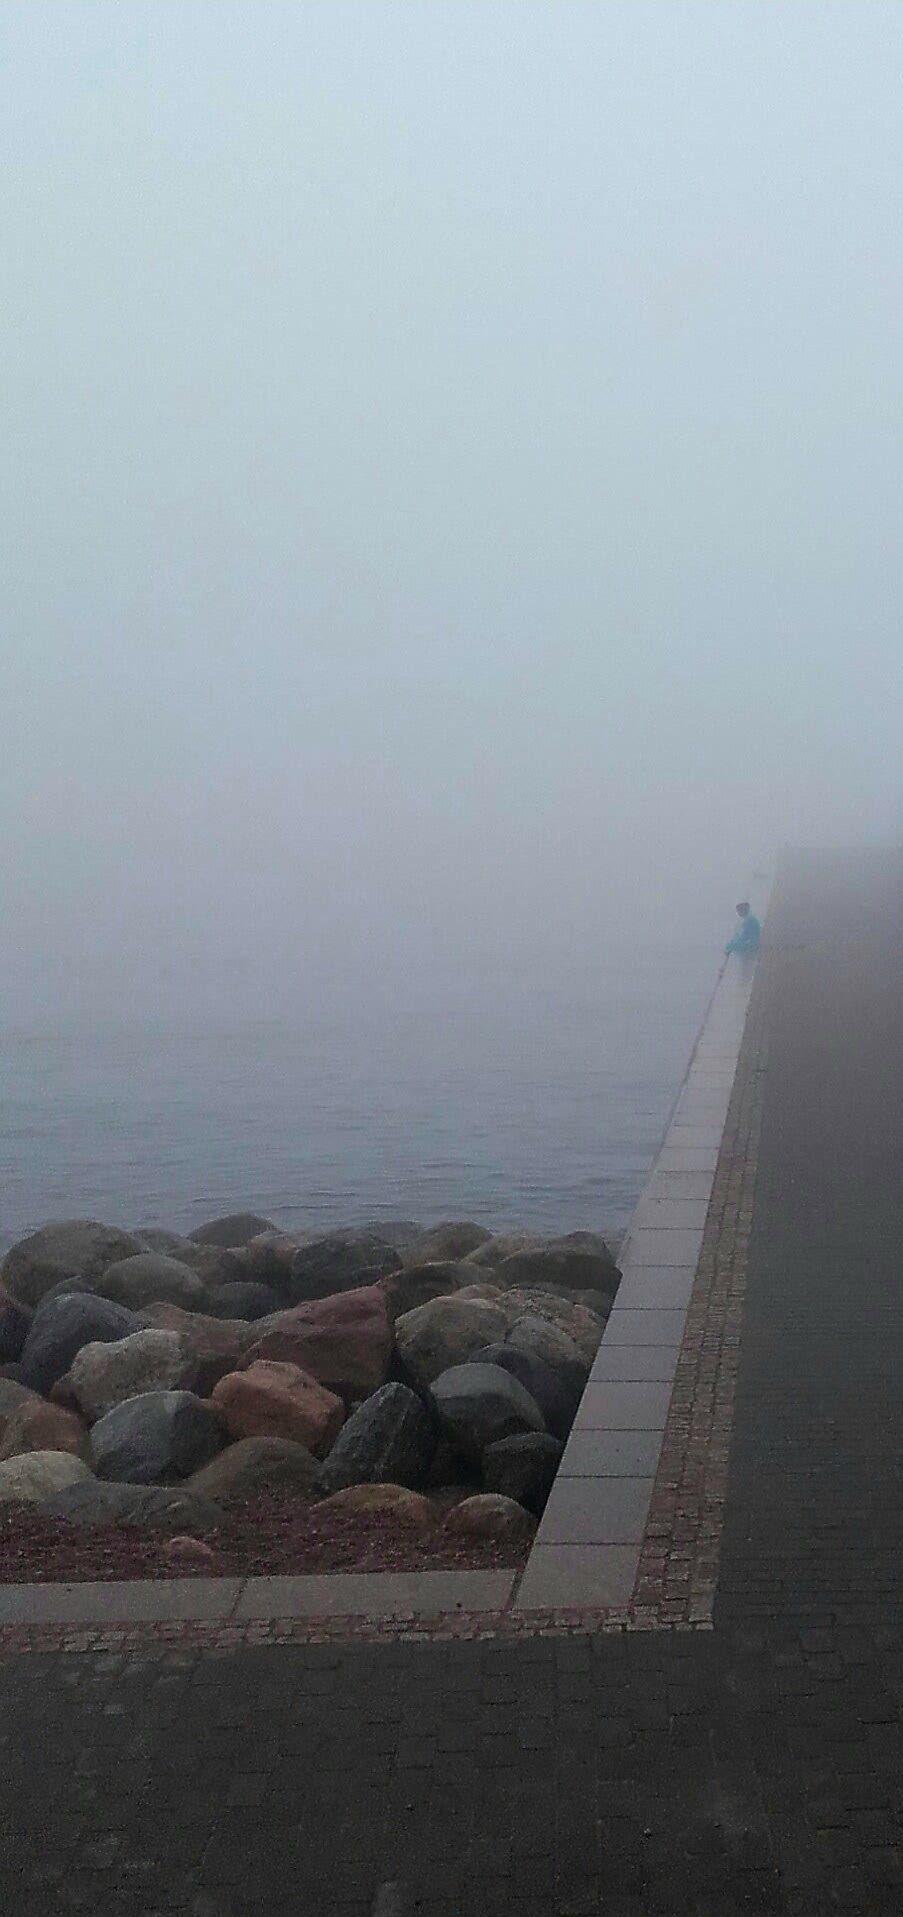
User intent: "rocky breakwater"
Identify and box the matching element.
[0,1216,620,1578]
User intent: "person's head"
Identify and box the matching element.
[736,901,750,918]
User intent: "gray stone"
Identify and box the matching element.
[3,1220,144,1308]
[467,1232,547,1269]
[555,1230,618,1258]
[475,1342,579,1441]
[188,1213,276,1248]
[287,1229,402,1304]
[91,1390,227,1484]
[19,1293,138,1395]
[242,1233,302,1286]
[482,1432,564,1514]
[395,1294,511,1389]
[94,1254,208,1311]
[383,1260,475,1321]
[570,1289,617,1316]
[317,1382,436,1494]
[493,1244,619,1300]
[0,1449,92,1504]
[206,1281,279,1321]
[357,1219,426,1256]
[402,1221,493,1265]
[189,1436,320,1502]
[137,1303,253,1392]
[0,1288,30,1363]
[505,1313,590,1399]
[504,1289,605,1366]
[40,1479,222,1534]
[135,1228,194,1256]
[64,1329,193,1421]
[171,1242,247,1283]
[31,1276,91,1306]
[431,1362,545,1467]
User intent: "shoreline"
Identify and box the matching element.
[0,1215,623,1583]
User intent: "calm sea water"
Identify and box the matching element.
[0,948,717,1250]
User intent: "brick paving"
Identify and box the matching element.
[633,953,767,1626]
[4,849,903,1914]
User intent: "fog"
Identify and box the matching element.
[3,1,902,1024]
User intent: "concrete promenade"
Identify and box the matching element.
[4,849,903,1914]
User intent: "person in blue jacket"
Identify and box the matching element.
[725,901,761,957]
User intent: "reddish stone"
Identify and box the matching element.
[0,1398,89,1463]
[242,1284,391,1403]
[212,1360,343,1456]
[162,1535,217,1570]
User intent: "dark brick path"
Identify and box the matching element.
[5,849,903,1915]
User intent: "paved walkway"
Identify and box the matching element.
[5,849,903,1915]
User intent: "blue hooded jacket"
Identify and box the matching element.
[725,911,761,957]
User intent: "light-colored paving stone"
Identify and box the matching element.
[234,1570,516,1619]
[514,949,760,1617]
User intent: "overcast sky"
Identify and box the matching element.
[3,1,902,1020]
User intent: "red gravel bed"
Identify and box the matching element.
[0,1490,531,1583]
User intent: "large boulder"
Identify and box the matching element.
[0,1379,39,1437]
[452,1280,514,1311]
[19,1293,138,1395]
[211,1361,343,1456]
[0,1450,92,1504]
[189,1436,319,1503]
[431,1362,545,1467]
[358,1219,427,1257]
[206,1281,279,1321]
[402,1222,492,1266]
[505,1314,590,1400]
[91,1390,226,1483]
[243,1233,303,1288]
[242,1284,391,1402]
[39,1479,223,1534]
[317,1483,435,1525]
[0,1287,30,1363]
[135,1227,194,1256]
[3,1220,143,1309]
[443,1492,536,1544]
[482,1433,564,1515]
[188,1212,275,1248]
[286,1230,401,1304]
[493,1243,619,1302]
[383,1261,474,1322]
[62,1329,193,1422]
[94,1254,208,1312]
[0,1398,89,1462]
[475,1342,580,1441]
[139,1304,253,1392]
[466,1233,546,1269]
[29,1276,91,1307]
[317,1383,436,1495]
[169,1242,246,1285]
[395,1295,511,1390]
[504,1290,604,1368]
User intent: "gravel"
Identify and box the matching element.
[0,1488,530,1582]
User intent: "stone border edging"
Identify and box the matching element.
[0,1567,516,1628]
[513,948,762,1612]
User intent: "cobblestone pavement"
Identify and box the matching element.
[4,849,903,1916]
